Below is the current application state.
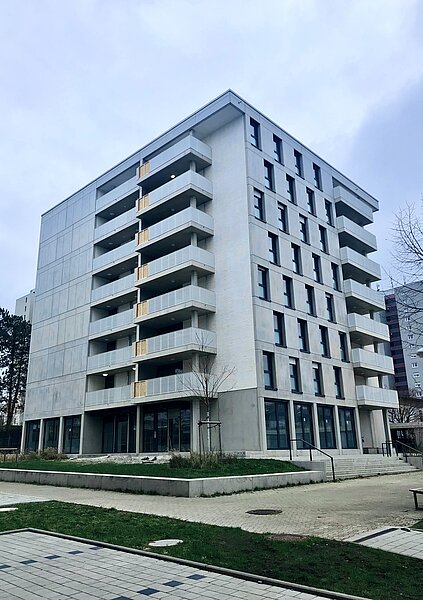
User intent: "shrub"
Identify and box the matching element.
[169,451,238,469]
[20,448,68,461]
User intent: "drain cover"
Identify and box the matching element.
[246,509,282,515]
[148,539,183,547]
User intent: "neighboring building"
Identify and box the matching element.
[15,290,35,322]
[22,90,398,456]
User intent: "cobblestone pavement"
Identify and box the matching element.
[0,530,329,600]
[347,526,423,560]
[0,472,422,540]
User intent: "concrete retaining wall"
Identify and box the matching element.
[0,468,324,497]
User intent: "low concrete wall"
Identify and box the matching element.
[0,468,324,497]
[406,456,423,469]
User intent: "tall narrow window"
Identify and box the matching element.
[331,263,340,291]
[306,188,316,215]
[291,243,302,275]
[265,400,290,450]
[312,362,324,396]
[283,276,294,309]
[273,311,286,346]
[334,366,344,398]
[278,202,288,233]
[318,405,336,449]
[326,293,336,322]
[313,163,322,190]
[298,319,309,352]
[253,188,265,221]
[299,215,309,243]
[312,254,322,283]
[264,160,275,191]
[319,326,330,357]
[263,351,276,389]
[305,285,316,316]
[339,332,349,362]
[286,174,296,204]
[258,266,270,300]
[273,134,282,163]
[268,233,279,265]
[338,407,357,449]
[294,149,304,177]
[319,226,328,253]
[325,200,334,226]
[289,357,301,393]
[294,403,313,447]
[250,117,260,148]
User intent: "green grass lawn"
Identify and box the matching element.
[0,502,420,600]
[0,458,303,478]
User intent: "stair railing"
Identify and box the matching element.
[289,438,336,482]
[393,440,423,464]
[381,441,398,457]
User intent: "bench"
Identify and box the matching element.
[410,488,423,510]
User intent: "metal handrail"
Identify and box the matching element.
[381,441,398,457]
[393,440,423,463]
[289,438,336,482]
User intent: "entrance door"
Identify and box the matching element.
[116,417,128,453]
[142,403,190,453]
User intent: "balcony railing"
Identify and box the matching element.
[333,186,374,226]
[91,273,134,303]
[134,327,216,360]
[87,346,133,371]
[340,247,381,283]
[85,385,132,409]
[96,177,138,212]
[133,372,215,399]
[351,348,394,375]
[93,240,136,271]
[89,310,134,337]
[95,208,137,240]
[336,215,377,254]
[347,313,390,343]
[355,385,399,409]
[136,207,213,247]
[135,286,216,320]
[343,279,385,313]
[136,171,212,213]
[136,246,214,283]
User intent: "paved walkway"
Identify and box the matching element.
[348,527,423,560]
[1,472,422,540]
[0,530,329,600]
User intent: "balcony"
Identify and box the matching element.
[87,346,133,373]
[343,279,385,314]
[336,216,377,254]
[340,247,381,284]
[135,286,215,326]
[91,273,135,303]
[333,186,374,226]
[95,208,137,241]
[355,385,399,410]
[89,310,134,338]
[347,313,390,345]
[136,171,212,221]
[132,372,217,402]
[134,327,217,363]
[85,385,132,410]
[137,136,212,193]
[93,240,137,272]
[136,208,214,255]
[351,348,394,377]
[96,177,138,212]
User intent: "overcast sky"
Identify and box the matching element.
[1,0,422,312]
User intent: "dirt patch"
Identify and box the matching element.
[266,533,307,542]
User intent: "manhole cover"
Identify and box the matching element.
[148,539,183,547]
[246,509,282,515]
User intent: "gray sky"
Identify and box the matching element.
[1,0,422,312]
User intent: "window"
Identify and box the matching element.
[317,405,336,449]
[273,311,286,346]
[253,188,265,221]
[273,134,282,163]
[294,403,314,448]
[283,276,294,308]
[325,200,334,226]
[313,163,322,190]
[250,117,260,148]
[412,362,418,368]
[408,334,414,340]
[334,366,344,398]
[299,215,309,243]
[264,160,275,191]
[286,174,296,204]
[339,332,349,361]
[258,266,270,300]
[331,263,340,291]
[305,285,316,316]
[319,226,328,253]
[289,357,301,393]
[63,415,81,454]
[326,293,336,322]
[298,319,309,352]
[278,202,288,233]
[263,351,276,389]
[312,362,324,396]
[268,233,279,265]
[312,253,322,283]
[414,372,420,378]
[319,326,330,357]
[265,400,290,449]
[294,149,304,177]
[306,188,316,215]
[338,407,357,449]
[291,243,302,274]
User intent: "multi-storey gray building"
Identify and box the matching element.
[22,91,398,456]
[15,290,35,322]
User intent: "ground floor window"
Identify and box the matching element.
[25,420,40,452]
[317,405,336,449]
[294,403,314,449]
[63,415,81,454]
[102,411,136,453]
[143,403,190,453]
[338,407,357,449]
[264,399,290,449]
[43,418,60,450]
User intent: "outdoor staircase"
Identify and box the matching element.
[321,455,420,481]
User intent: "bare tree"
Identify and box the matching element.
[389,389,423,424]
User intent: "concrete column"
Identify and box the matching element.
[37,419,45,453]
[79,413,85,455]
[191,270,198,286]
[355,408,364,453]
[312,403,320,449]
[57,416,64,454]
[191,232,198,247]
[135,405,141,454]
[382,408,392,444]
[333,405,343,454]
[288,400,297,456]
[191,310,199,329]
[190,160,197,173]
[20,421,26,454]
[190,195,197,208]
[191,399,200,452]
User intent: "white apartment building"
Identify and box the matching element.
[15,290,35,322]
[22,91,398,456]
